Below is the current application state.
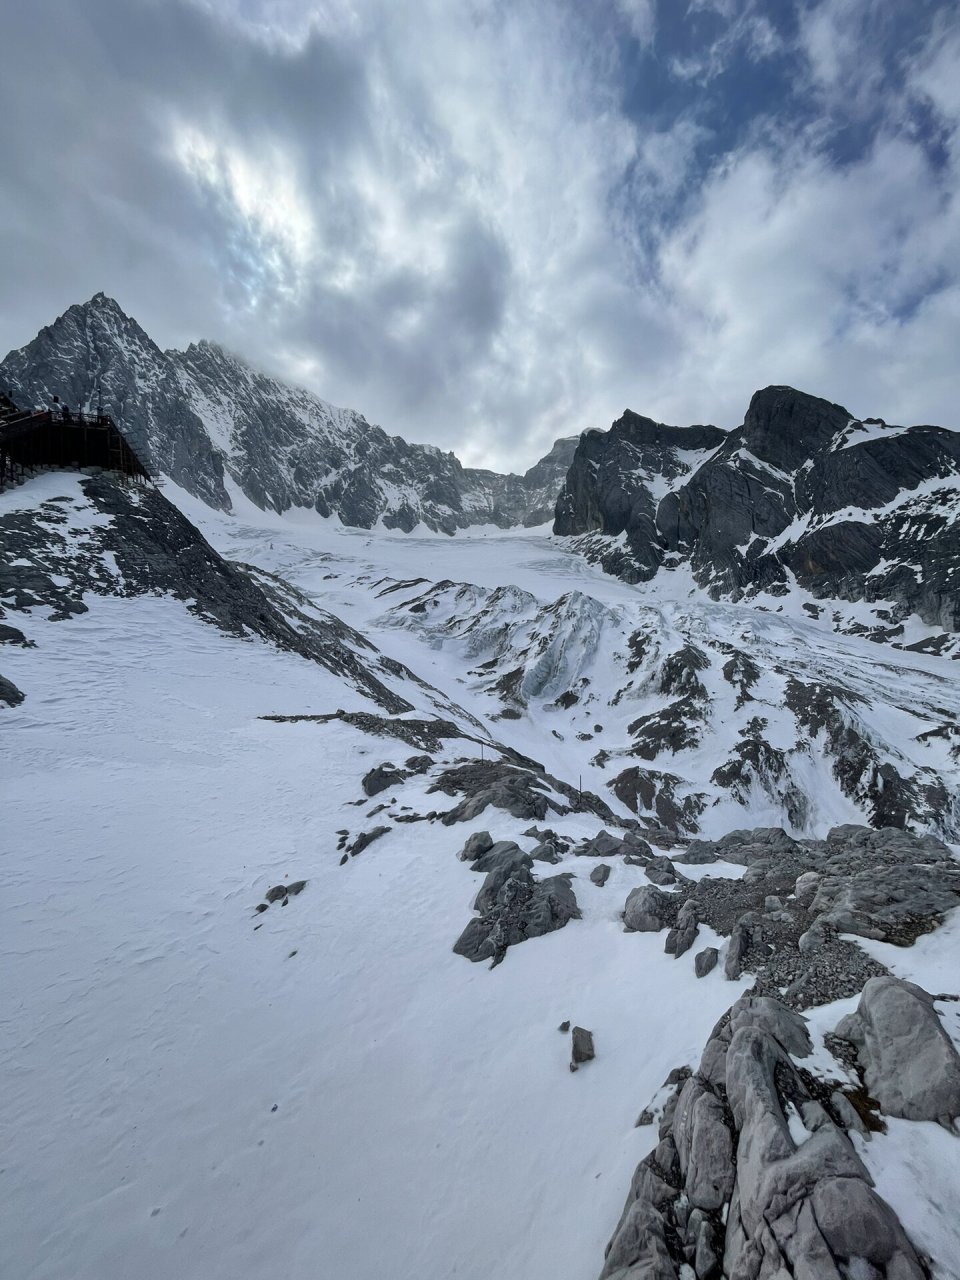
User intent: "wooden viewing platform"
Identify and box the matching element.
[0,396,151,491]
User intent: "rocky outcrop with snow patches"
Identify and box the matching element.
[361,571,960,840]
[0,293,577,531]
[556,385,960,656]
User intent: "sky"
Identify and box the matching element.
[1,0,958,471]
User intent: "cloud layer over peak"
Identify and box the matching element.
[1,0,958,469]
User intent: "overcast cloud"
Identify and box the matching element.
[1,0,958,469]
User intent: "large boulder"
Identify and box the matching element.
[624,885,675,933]
[458,830,493,861]
[834,977,960,1125]
[453,866,580,966]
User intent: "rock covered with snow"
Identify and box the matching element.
[371,567,960,841]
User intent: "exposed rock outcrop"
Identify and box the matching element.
[452,834,581,966]
[600,992,929,1279]
[429,759,615,825]
[633,824,960,1007]
[0,672,25,706]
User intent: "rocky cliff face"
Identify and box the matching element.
[0,294,577,531]
[556,387,960,652]
[0,295,230,509]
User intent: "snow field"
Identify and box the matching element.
[2,588,748,1280]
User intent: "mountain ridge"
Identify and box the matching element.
[0,293,578,532]
[555,384,960,655]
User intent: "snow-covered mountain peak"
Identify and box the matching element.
[1,297,579,533]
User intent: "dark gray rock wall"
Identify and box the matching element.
[0,295,230,509]
[554,412,726,582]
[557,385,960,639]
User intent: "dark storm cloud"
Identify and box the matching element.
[0,0,369,333]
[1,0,959,469]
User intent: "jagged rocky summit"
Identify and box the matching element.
[0,293,577,531]
[555,387,960,654]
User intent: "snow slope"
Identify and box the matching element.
[181,491,960,842]
[1,474,747,1280]
[3,472,960,1280]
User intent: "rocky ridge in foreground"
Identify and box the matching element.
[603,986,952,1280]
[593,824,960,1279]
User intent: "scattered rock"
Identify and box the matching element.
[577,830,629,859]
[404,754,434,774]
[0,673,25,707]
[664,899,699,958]
[694,946,718,978]
[453,863,580,967]
[644,855,680,886]
[362,762,406,796]
[430,759,615,825]
[570,1026,595,1071]
[0,623,32,646]
[590,863,612,887]
[348,826,390,857]
[724,918,751,980]
[663,824,958,1006]
[558,1020,570,1033]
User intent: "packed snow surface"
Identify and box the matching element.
[3,475,960,1280]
